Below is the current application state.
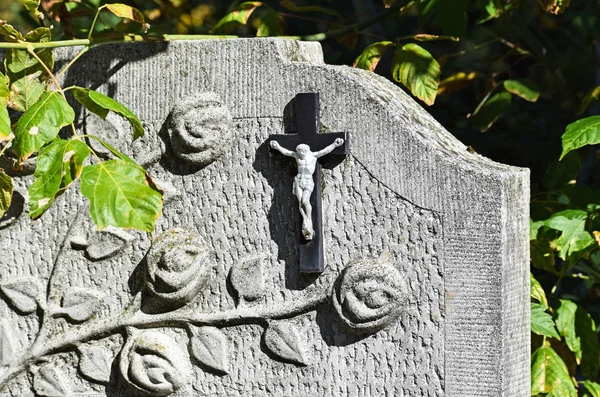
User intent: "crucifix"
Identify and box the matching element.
[268,93,349,274]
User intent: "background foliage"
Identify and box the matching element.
[1,0,600,395]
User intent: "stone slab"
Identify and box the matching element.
[0,38,529,396]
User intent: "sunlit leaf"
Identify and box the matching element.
[503,79,540,102]
[105,4,149,32]
[257,9,284,37]
[353,41,394,72]
[582,380,600,397]
[530,273,548,309]
[391,43,440,106]
[561,116,600,159]
[0,72,11,143]
[545,210,595,260]
[531,302,560,339]
[279,0,341,18]
[12,91,75,162]
[531,343,577,397]
[28,139,90,219]
[0,170,12,218]
[470,91,511,131]
[80,159,162,231]
[211,2,263,34]
[437,71,479,95]
[537,0,570,15]
[411,34,459,42]
[72,87,144,141]
[578,86,600,115]
[439,0,467,37]
[5,28,54,112]
[20,0,40,13]
[0,20,25,42]
[555,300,600,379]
[384,0,398,7]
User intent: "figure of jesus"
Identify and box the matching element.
[270,138,345,240]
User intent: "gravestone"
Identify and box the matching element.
[0,38,530,397]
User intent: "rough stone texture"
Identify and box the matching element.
[0,38,529,396]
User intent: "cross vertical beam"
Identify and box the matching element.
[268,93,349,274]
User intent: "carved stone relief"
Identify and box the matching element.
[0,228,409,397]
[167,92,233,166]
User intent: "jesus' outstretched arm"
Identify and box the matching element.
[314,138,344,158]
[270,140,296,157]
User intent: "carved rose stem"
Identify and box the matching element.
[0,287,329,391]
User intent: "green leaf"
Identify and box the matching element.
[582,380,600,397]
[437,71,479,95]
[0,21,25,42]
[503,79,541,102]
[5,28,54,112]
[545,210,595,260]
[72,87,143,141]
[578,86,600,115]
[28,139,90,219]
[561,116,600,160]
[410,34,459,42]
[542,152,580,190]
[20,0,40,13]
[80,160,162,231]
[439,0,467,38]
[555,300,600,379]
[531,273,548,309]
[353,41,394,72]
[391,43,440,106]
[256,9,284,37]
[211,2,263,34]
[419,0,440,23]
[12,92,75,162]
[0,170,12,218]
[279,0,341,18]
[0,72,11,143]
[85,135,137,165]
[105,4,149,32]
[470,92,511,132]
[531,343,577,397]
[537,0,570,15]
[531,303,560,339]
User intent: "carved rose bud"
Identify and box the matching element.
[120,329,192,396]
[168,92,233,166]
[331,258,407,332]
[145,229,212,306]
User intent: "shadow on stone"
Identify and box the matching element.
[315,305,372,347]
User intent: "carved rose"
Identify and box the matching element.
[331,258,407,332]
[168,92,233,166]
[145,229,212,306]
[120,329,192,396]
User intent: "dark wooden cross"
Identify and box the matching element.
[267,93,349,274]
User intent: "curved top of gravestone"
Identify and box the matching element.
[60,37,526,213]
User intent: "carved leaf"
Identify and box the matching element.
[189,326,229,375]
[0,319,17,366]
[60,288,104,323]
[78,345,112,384]
[229,255,265,301]
[263,322,308,366]
[0,277,42,314]
[85,226,134,261]
[33,365,72,397]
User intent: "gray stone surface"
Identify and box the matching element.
[0,38,529,396]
